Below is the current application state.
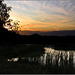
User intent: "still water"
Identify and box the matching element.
[7,45,75,68]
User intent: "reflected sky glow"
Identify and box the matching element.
[7,57,19,62]
[7,47,75,68]
[44,47,74,66]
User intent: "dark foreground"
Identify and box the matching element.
[0,44,75,74]
[0,28,75,73]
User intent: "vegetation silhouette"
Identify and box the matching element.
[0,0,75,74]
[0,0,20,45]
[0,0,75,48]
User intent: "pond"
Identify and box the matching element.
[0,44,75,73]
[7,45,75,67]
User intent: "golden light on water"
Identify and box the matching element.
[7,57,19,62]
[7,46,75,67]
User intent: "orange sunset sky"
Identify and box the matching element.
[4,0,75,32]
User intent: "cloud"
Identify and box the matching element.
[4,0,75,32]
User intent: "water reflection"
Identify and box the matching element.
[43,47,74,66]
[7,57,19,62]
[7,46,75,68]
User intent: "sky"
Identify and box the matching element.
[4,0,75,34]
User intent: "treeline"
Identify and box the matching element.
[0,32,75,46]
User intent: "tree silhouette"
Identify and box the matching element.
[0,0,11,28]
[0,0,20,34]
[8,20,21,34]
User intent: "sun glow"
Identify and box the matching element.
[4,0,75,35]
[10,23,13,26]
